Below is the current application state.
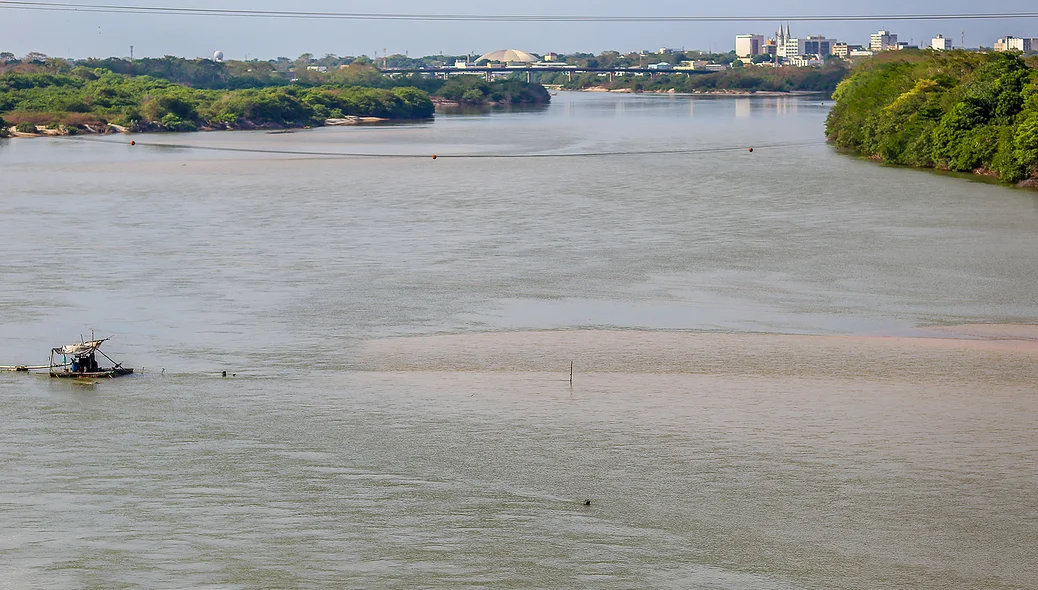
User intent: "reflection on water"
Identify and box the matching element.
[735,98,751,117]
[435,103,551,117]
[1,92,1037,588]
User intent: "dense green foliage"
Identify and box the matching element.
[545,63,848,94]
[826,50,1038,183]
[0,54,551,135]
[434,76,552,104]
[0,69,434,131]
[308,67,550,104]
[75,56,289,89]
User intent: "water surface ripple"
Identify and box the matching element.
[1,93,1036,589]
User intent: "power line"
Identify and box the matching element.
[0,2,1036,22]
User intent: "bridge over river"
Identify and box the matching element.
[378,66,718,83]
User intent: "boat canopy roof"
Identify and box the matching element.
[52,339,107,357]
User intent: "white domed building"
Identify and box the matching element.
[476,49,538,64]
[213,50,225,62]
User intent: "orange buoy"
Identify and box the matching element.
[431,154,437,159]
[748,147,754,153]
[130,140,136,146]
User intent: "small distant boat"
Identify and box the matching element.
[49,338,134,379]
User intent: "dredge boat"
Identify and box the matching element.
[49,338,134,379]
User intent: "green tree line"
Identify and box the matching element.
[542,63,848,94]
[826,50,1038,184]
[289,66,551,104]
[2,52,554,98]
[433,76,552,104]
[0,57,551,133]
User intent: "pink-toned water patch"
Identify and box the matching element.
[359,328,1038,385]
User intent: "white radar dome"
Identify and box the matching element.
[213,50,225,62]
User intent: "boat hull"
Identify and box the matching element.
[50,368,134,379]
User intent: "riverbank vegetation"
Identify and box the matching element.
[826,50,1038,185]
[545,62,849,94]
[0,55,550,134]
[0,70,435,132]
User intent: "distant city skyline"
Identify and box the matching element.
[0,0,1036,60]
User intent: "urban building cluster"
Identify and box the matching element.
[736,26,1037,67]
[994,36,1038,52]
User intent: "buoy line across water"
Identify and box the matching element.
[77,136,823,160]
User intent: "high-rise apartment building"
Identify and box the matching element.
[735,34,765,57]
[931,35,953,50]
[783,37,804,57]
[870,31,899,52]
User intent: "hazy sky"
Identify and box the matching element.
[2,0,1037,60]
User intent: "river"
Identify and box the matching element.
[1,92,1036,589]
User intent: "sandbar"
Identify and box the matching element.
[360,327,1038,385]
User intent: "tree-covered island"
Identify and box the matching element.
[826,50,1038,187]
[0,55,550,135]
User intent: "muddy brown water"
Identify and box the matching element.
[1,92,1036,589]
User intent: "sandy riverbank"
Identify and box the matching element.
[1,116,388,138]
[322,116,388,126]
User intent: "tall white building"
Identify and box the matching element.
[783,38,804,58]
[735,34,765,57]
[994,36,1035,52]
[931,35,953,50]
[870,30,899,52]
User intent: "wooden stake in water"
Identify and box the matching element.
[570,361,574,386]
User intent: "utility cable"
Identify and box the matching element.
[0,2,1036,22]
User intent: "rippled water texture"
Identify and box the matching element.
[1,93,1037,589]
